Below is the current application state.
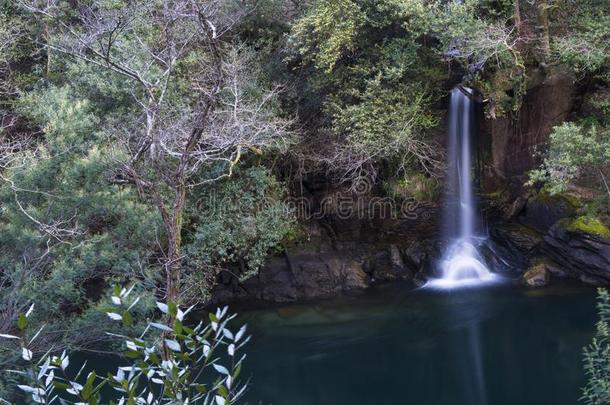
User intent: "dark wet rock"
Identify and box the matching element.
[389,244,404,270]
[487,223,544,271]
[402,241,430,273]
[539,257,569,279]
[211,246,373,304]
[369,249,411,282]
[413,271,428,287]
[543,222,610,284]
[210,227,431,304]
[505,195,528,220]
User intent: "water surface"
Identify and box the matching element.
[236,281,596,405]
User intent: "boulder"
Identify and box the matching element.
[518,193,576,234]
[522,262,550,287]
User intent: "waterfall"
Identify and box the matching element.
[428,87,497,289]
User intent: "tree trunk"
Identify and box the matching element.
[537,0,551,63]
[599,169,610,200]
[165,182,186,305]
[161,181,186,360]
[514,0,522,36]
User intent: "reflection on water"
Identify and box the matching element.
[236,281,596,405]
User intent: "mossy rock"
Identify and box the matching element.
[536,188,582,209]
[519,190,577,233]
[565,216,610,239]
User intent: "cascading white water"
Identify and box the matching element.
[428,87,497,289]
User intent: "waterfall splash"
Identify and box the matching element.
[427,87,498,289]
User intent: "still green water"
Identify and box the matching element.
[235,281,597,405]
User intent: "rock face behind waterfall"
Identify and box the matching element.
[482,69,575,180]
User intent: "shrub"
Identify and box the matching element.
[582,289,610,405]
[1,287,249,404]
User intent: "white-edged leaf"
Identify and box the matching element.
[38,357,50,380]
[150,323,173,332]
[61,356,69,370]
[25,304,35,318]
[226,375,233,389]
[212,364,229,375]
[127,296,141,311]
[106,312,122,321]
[115,368,125,382]
[164,339,181,352]
[0,334,19,339]
[235,325,247,342]
[156,302,169,314]
[121,284,135,298]
[18,385,41,394]
[45,370,54,387]
[22,348,32,361]
[182,305,195,319]
[28,325,45,344]
[222,329,234,340]
[126,340,138,351]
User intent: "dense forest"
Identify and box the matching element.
[0,0,609,403]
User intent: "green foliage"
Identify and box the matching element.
[553,0,610,81]
[184,167,296,293]
[1,288,249,404]
[290,0,365,73]
[0,84,160,353]
[582,288,610,405]
[288,0,445,176]
[330,82,438,161]
[437,0,526,117]
[528,122,610,199]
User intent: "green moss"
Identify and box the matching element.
[480,189,510,203]
[384,175,440,202]
[566,216,610,238]
[535,188,582,210]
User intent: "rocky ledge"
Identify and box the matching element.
[488,190,610,287]
[542,222,610,285]
[210,220,436,304]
